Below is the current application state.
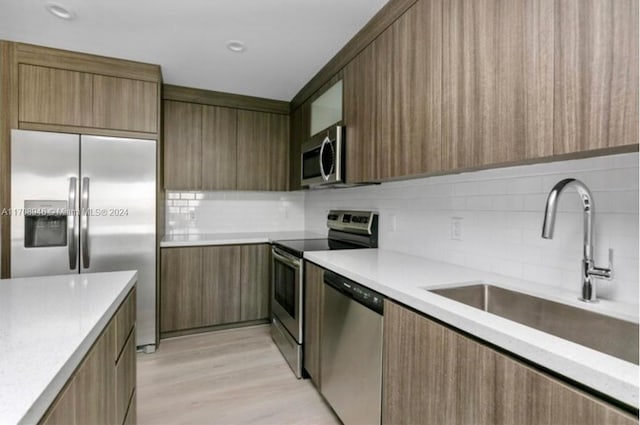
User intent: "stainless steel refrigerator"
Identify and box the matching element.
[11,129,157,350]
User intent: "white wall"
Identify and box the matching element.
[305,153,639,304]
[165,191,305,235]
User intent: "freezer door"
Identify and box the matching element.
[11,130,80,278]
[80,135,157,348]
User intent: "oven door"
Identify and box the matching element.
[271,247,303,343]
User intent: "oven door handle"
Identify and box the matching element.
[272,248,301,269]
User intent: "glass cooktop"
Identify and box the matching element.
[272,238,364,258]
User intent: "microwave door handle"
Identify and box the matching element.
[68,177,78,270]
[319,136,331,181]
[81,177,90,269]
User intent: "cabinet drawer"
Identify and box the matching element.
[115,331,136,425]
[115,288,136,362]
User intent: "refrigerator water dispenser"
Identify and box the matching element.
[24,200,68,248]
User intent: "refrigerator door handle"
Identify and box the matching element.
[81,177,90,268]
[68,177,78,270]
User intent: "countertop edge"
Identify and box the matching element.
[19,272,137,425]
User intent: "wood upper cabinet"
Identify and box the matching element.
[18,63,158,133]
[92,75,157,133]
[289,102,311,191]
[160,244,270,335]
[304,261,324,388]
[376,0,443,179]
[163,98,288,191]
[344,0,442,183]
[442,0,554,169]
[382,300,637,425]
[163,100,203,190]
[19,64,93,127]
[343,43,378,183]
[239,244,271,321]
[202,105,237,190]
[554,0,639,154]
[237,110,289,191]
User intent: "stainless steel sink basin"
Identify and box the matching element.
[429,284,639,364]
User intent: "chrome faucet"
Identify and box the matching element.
[541,178,613,303]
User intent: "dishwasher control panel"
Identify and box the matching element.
[324,270,384,314]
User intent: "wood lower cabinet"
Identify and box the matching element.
[303,261,324,388]
[202,246,242,326]
[160,244,270,335]
[382,299,637,425]
[240,244,271,321]
[160,246,204,331]
[40,288,136,425]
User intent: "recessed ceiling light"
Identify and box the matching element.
[226,40,246,53]
[45,2,76,20]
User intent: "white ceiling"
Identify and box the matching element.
[0,0,390,101]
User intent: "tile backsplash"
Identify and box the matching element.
[305,153,639,304]
[165,191,305,234]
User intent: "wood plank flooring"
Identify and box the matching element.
[137,325,339,425]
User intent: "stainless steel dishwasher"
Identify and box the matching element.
[321,270,384,425]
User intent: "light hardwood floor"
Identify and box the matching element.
[137,325,339,425]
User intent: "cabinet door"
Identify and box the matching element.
[202,105,237,190]
[19,64,93,127]
[40,381,76,425]
[383,300,637,425]
[237,110,289,191]
[383,299,495,425]
[442,0,554,169]
[202,246,241,326]
[343,43,378,183]
[239,244,270,321]
[554,0,639,154]
[93,75,157,133]
[163,100,202,190]
[289,102,310,191]
[376,0,443,179]
[304,262,324,388]
[74,322,117,425]
[160,247,204,332]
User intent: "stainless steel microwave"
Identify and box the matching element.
[301,125,344,187]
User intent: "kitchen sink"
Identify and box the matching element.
[429,284,639,364]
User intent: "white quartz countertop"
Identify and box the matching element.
[161,231,326,247]
[0,271,137,425]
[304,249,639,409]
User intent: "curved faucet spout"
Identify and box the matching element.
[541,178,594,256]
[541,178,611,303]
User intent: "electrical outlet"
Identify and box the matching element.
[451,217,463,241]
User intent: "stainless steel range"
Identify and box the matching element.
[270,210,379,378]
